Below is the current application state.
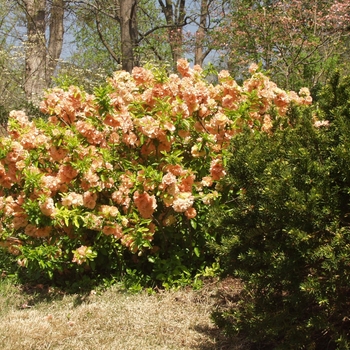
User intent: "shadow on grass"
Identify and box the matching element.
[191,277,249,350]
[193,324,249,350]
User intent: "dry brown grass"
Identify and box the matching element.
[0,278,247,350]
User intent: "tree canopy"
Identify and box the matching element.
[0,0,349,107]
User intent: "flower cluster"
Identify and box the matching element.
[0,60,311,265]
[72,245,96,265]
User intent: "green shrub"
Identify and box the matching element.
[212,73,350,349]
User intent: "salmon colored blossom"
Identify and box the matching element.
[137,116,160,138]
[108,131,120,144]
[41,175,60,194]
[36,226,52,238]
[81,169,100,190]
[39,197,57,217]
[57,164,78,183]
[165,164,185,177]
[185,207,197,219]
[8,110,29,126]
[72,245,91,265]
[49,146,67,161]
[133,191,157,218]
[262,115,273,133]
[201,176,214,187]
[25,224,51,238]
[83,191,98,209]
[84,213,103,231]
[132,66,154,85]
[163,121,176,132]
[177,58,192,77]
[99,205,119,218]
[140,140,156,156]
[122,131,139,146]
[210,159,226,181]
[12,213,28,229]
[111,189,131,208]
[249,63,259,74]
[179,174,195,192]
[161,172,177,187]
[191,145,206,157]
[172,192,194,213]
[61,192,83,207]
[102,224,123,239]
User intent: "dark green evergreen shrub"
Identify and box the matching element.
[212,74,350,349]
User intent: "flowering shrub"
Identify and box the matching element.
[0,60,311,284]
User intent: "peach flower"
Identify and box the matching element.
[12,213,29,229]
[249,63,259,74]
[83,191,98,209]
[201,176,213,187]
[99,205,119,218]
[262,115,273,133]
[179,174,195,192]
[72,245,90,265]
[191,145,206,158]
[39,197,57,217]
[177,58,192,77]
[102,224,123,239]
[172,192,194,213]
[185,207,197,219]
[210,159,226,180]
[161,172,177,187]
[132,66,154,85]
[61,192,83,207]
[57,164,78,183]
[133,191,157,218]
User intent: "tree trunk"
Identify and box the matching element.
[24,0,47,104]
[194,0,208,66]
[158,0,186,70]
[120,0,138,72]
[23,0,64,104]
[47,0,64,85]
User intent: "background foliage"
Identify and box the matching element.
[0,0,349,110]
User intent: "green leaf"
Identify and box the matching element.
[148,256,156,263]
[73,216,80,228]
[190,219,197,229]
[194,247,200,258]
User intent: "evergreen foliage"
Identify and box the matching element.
[212,73,350,348]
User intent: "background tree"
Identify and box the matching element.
[20,0,64,103]
[213,0,350,92]
[192,0,229,66]
[0,0,28,127]
[194,0,208,66]
[1,0,349,107]
[68,0,228,74]
[158,0,187,69]
[65,0,122,83]
[68,0,172,73]
[120,0,138,72]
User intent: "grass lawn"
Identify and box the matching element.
[0,277,245,350]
